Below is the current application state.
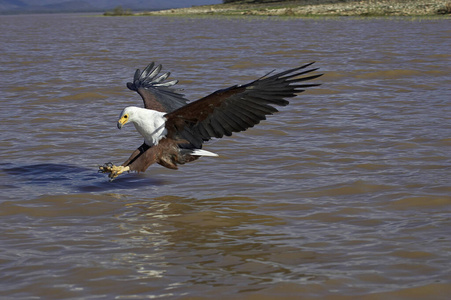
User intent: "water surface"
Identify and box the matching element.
[0,14,450,299]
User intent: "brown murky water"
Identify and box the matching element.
[1,13,450,299]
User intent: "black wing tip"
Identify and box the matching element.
[127,62,179,92]
[280,63,322,78]
[255,62,322,83]
[126,81,136,91]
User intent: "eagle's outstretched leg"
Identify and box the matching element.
[99,143,148,181]
[99,162,130,181]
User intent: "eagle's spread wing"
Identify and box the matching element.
[164,62,322,148]
[126,62,189,113]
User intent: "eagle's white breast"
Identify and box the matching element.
[125,107,167,146]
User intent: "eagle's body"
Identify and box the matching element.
[99,62,322,180]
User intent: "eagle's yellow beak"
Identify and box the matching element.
[117,115,128,129]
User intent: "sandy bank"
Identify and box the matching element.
[136,0,451,17]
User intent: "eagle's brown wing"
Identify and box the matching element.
[164,62,322,148]
[126,62,189,113]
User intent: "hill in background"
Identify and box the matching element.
[0,0,220,14]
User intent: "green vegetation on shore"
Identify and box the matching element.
[104,6,133,16]
[127,0,451,17]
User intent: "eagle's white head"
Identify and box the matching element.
[117,106,167,146]
[117,106,137,129]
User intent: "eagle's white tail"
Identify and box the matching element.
[189,149,218,157]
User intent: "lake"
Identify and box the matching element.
[0,13,450,299]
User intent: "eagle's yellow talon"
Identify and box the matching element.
[99,164,130,180]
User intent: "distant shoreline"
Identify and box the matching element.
[130,0,450,17]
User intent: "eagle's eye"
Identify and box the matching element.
[124,115,128,119]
